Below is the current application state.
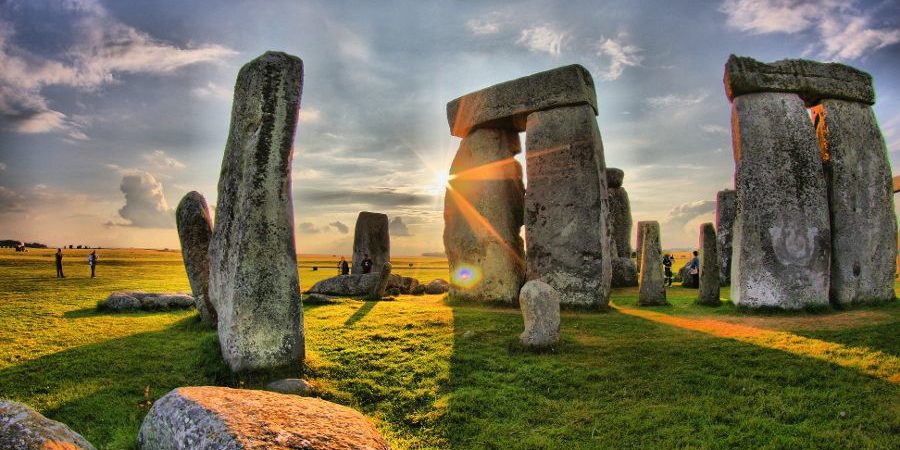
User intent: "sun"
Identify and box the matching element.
[429,170,451,195]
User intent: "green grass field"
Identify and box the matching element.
[0,248,898,449]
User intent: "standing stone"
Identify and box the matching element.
[176,191,217,326]
[352,212,390,275]
[208,51,304,372]
[730,92,830,309]
[715,189,736,286]
[0,400,97,450]
[607,168,632,258]
[812,99,897,305]
[518,280,560,349]
[610,257,639,288]
[697,223,721,306]
[525,104,611,308]
[444,127,525,304]
[638,221,667,306]
[635,221,652,274]
[368,262,392,301]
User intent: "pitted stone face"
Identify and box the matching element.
[447,64,598,138]
[606,168,624,189]
[724,55,874,106]
[176,191,216,327]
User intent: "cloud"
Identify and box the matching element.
[142,150,185,170]
[517,25,567,55]
[663,200,716,233]
[299,108,321,123]
[329,221,349,234]
[720,0,900,60]
[0,162,6,171]
[0,1,235,136]
[467,17,502,35]
[389,216,412,236]
[298,222,321,234]
[0,186,25,213]
[701,124,729,134]
[297,188,433,209]
[644,92,709,108]
[116,171,174,228]
[191,81,231,100]
[595,35,643,81]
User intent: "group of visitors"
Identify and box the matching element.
[336,254,373,275]
[660,251,700,288]
[54,248,99,278]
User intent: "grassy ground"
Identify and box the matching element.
[0,248,897,449]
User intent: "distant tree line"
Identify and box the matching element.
[0,239,47,248]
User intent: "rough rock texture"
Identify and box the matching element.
[99,292,195,312]
[208,51,304,372]
[813,99,897,305]
[730,92,831,309]
[264,378,312,396]
[176,191,217,326]
[697,223,721,306]
[369,262,392,301]
[634,221,652,275]
[518,280,560,349]
[715,189,736,286]
[638,221,667,306]
[678,263,696,287]
[352,212,390,275]
[608,185,632,258]
[447,64,598,137]
[386,274,420,294]
[425,279,450,294]
[137,387,389,450]
[303,293,335,303]
[525,104,611,308]
[443,127,525,304]
[610,257,639,288]
[411,285,426,295]
[307,264,392,300]
[724,55,874,106]
[605,168,624,189]
[0,400,96,450]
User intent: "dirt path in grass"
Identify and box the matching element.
[698,309,894,331]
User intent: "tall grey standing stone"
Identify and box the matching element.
[730,92,830,309]
[634,220,652,275]
[176,191,217,326]
[443,128,525,304]
[352,212,390,275]
[697,222,721,306]
[607,168,632,258]
[208,51,304,372]
[518,280,560,349]
[812,99,897,305]
[525,104,612,307]
[638,221,667,306]
[715,189,736,286]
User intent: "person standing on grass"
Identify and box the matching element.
[662,254,674,287]
[55,248,65,278]
[688,250,700,288]
[88,250,98,278]
[339,256,349,275]
[361,253,373,274]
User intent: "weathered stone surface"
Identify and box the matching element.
[608,185,632,258]
[307,265,392,300]
[352,212,390,275]
[387,274,420,294]
[137,387,389,450]
[715,189,736,286]
[303,293,335,303]
[697,223,721,306]
[369,262,392,301]
[447,64,597,137]
[525,104,611,308]
[605,168,624,189]
[518,280,560,349]
[730,92,830,309]
[610,257,638,288]
[99,292,195,312]
[0,400,96,450]
[678,262,693,286]
[265,378,312,396]
[638,221,667,306]
[425,279,450,294]
[176,191,216,326]
[411,285,426,295]
[444,127,525,304]
[208,51,304,372]
[813,99,897,305]
[634,221,653,275]
[724,55,874,106]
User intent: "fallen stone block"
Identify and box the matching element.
[0,399,96,450]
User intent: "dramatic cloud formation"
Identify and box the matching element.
[517,25,567,55]
[389,216,411,236]
[298,222,321,234]
[297,188,433,209]
[329,221,349,234]
[595,35,643,81]
[117,171,174,228]
[720,0,900,59]
[662,200,717,245]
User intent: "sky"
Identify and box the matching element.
[1,0,899,255]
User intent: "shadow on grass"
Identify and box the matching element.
[344,301,377,327]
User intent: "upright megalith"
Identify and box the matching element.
[525,104,611,307]
[176,191,216,326]
[518,280,560,350]
[638,221,667,306]
[208,51,305,372]
[444,127,525,304]
[634,220,652,274]
[352,212,390,275]
[715,189,736,286]
[697,223,721,306]
[607,167,638,287]
[813,99,897,305]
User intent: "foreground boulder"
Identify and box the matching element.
[424,279,450,294]
[308,263,392,300]
[99,292,194,312]
[0,400,96,450]
[176,191,217,326]
[518,280,560,350]
[137,387,389,450]
[386,274,420,294]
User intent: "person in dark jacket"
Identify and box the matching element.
[339,256,349,275]
[361,254,373,274]
[88,250,98,278]
[687,251,700,288]
[662,254,674,287]
[55,248,65,278]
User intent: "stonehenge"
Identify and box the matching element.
[608,168,638,287]
[697,223,721,306]
[637,221,667,306]
[307,262,393,300]
[724,54,897,309]
[352,212,390,275]
[208,51,305,371]
[175,191,216,326]
[443,65,612,308]
[715,189,735,286]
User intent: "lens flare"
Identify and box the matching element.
[451,264,482,289]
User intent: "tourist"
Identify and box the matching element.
[361,253,373,274]
[55,248,65,278]
[688,251,700,288]
[88,250,98,278]
[662,254,673,287]
[339,256,349,275]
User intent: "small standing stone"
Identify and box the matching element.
[635,221,652,275]
[638,221,667,306]
[369,262,392,301]
[352,212,390,275]
[518,280,561,349]
[176,191,216,326]
[715,189,736,286]
[697,223,721,306]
